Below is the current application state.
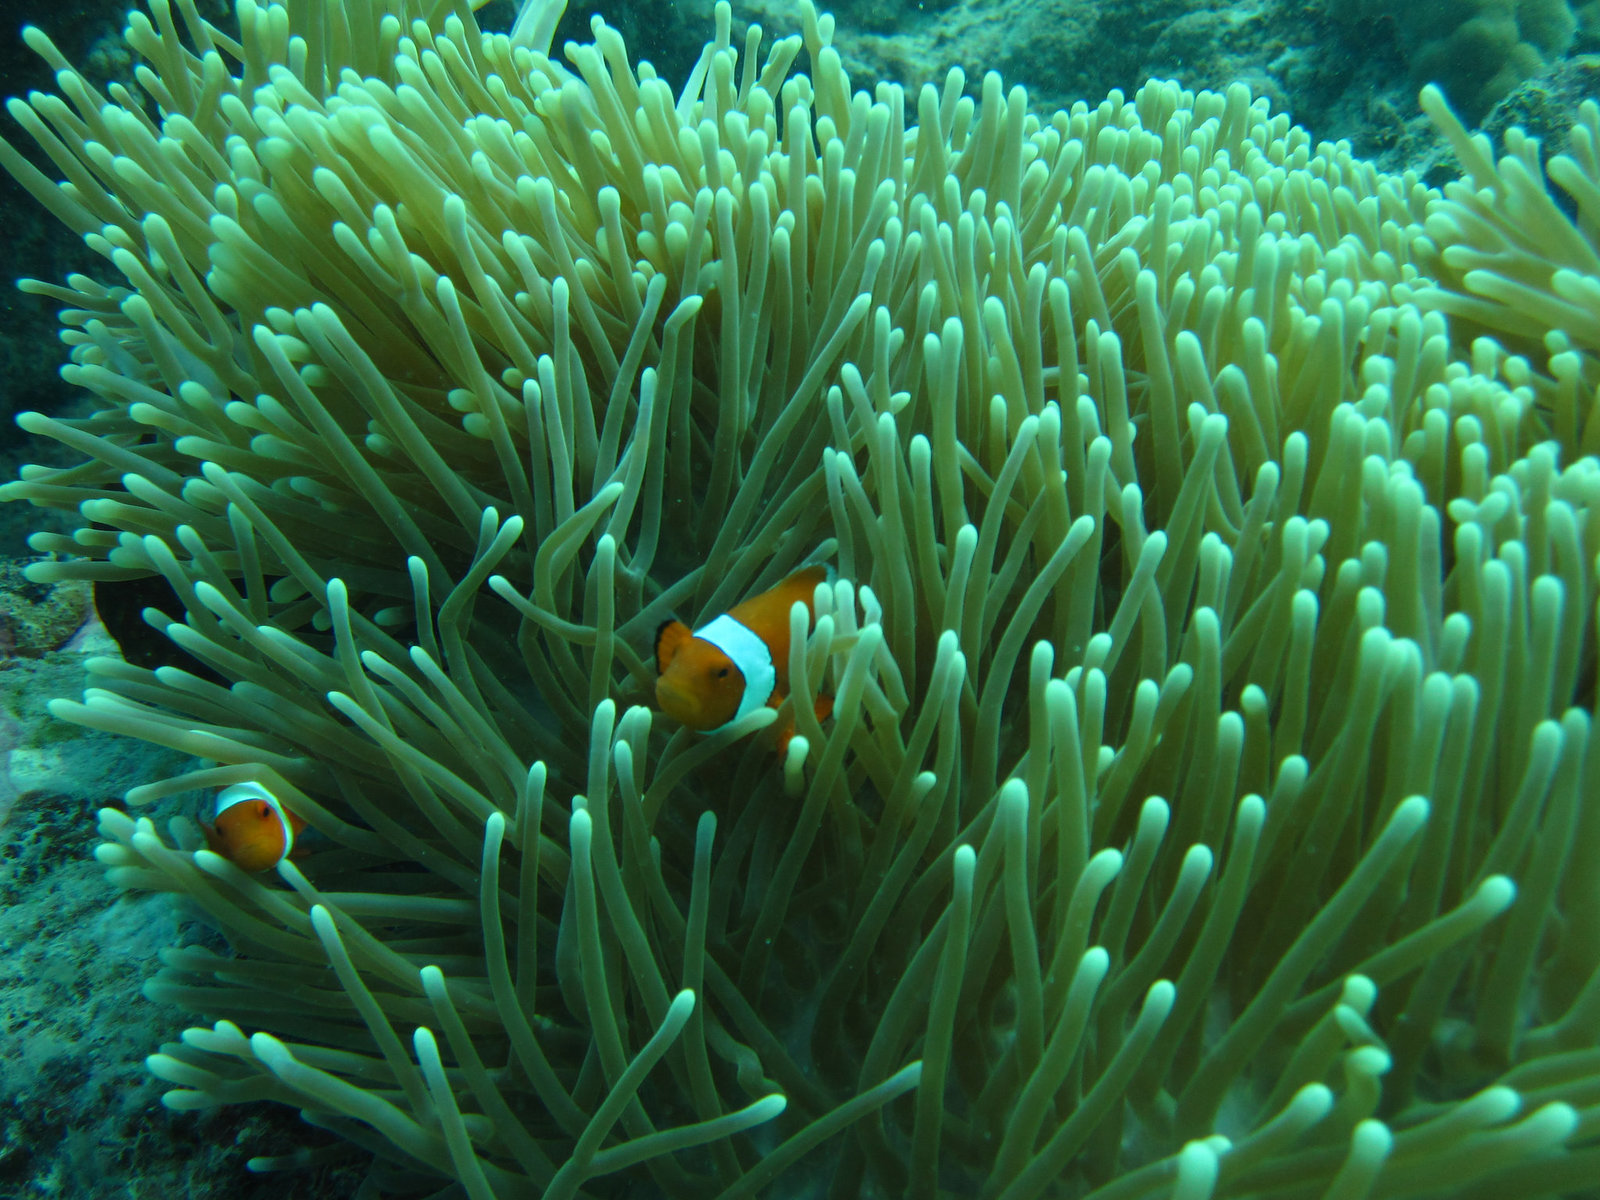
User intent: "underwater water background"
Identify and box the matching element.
[0,0,1597,1197]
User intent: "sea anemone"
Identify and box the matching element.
[2,0,1596,1195]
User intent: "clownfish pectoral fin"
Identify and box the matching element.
[655,620,692,674]
[768,690,795,757]
[770,691,837,758]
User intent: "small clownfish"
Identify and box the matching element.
[655,565,835,739]
[201,782,306,873]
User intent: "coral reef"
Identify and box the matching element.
[0,558,91,658]
[1353,0,1580,124]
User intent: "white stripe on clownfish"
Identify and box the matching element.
[690,612,779,730]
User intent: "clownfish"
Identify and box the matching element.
[201,781,306,873]
[655,565,835,738]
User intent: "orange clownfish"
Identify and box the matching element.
[201,782,307,873]
[655,565,835,737]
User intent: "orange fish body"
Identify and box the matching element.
[655,565,833,734]
[201,781,307,872]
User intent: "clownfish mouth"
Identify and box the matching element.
[655,676,706,728]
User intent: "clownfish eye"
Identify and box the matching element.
[715,666,730,679]
[256,802,272,818]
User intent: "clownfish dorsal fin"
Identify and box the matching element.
[655,619,692,674]
[792,562,834,607]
